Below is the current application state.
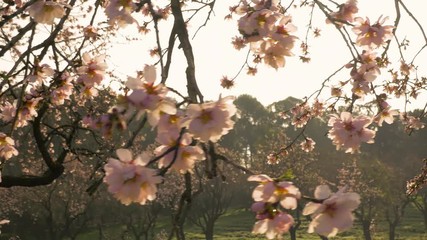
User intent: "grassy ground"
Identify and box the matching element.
[178,207,426,240]
[76,206,427,240]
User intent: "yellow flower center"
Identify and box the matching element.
[124,176,137,184]
[324,203,337,217]
[181,150,191,160]
[276,26,289,36]
[274,186,289,196]
[169,115,178,124]
[143,83,157,94]
[256,14,267,26]
[198,110,213,124]
[43,5,55,13]
[140,181,149,190]
[344,122,355,131]
[119,0,132,7]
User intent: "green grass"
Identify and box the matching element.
[76,206,427,240]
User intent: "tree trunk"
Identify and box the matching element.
[177,226,186,240]
[205,221,215,240]
[289,227,297,240]
[362,221,372,240]
[423,211,427,230]
[388,223,396,240]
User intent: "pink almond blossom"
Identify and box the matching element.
[352,16,394,49]
[375,107,398,127]
[83,25,99,40]
[300,137,316,152]
[104,149,163,205]
[251,39,294,69]
[0,132,19,160]
[105,0,136,27]
[77,52,107,87]
[155,132,205,173]
[157,111,185,135]
[270,16,298,44]
[328,112,376,153]
[87,107,127,137]
[51,72,73,105]
[126,65,176,126]
[401,114,425,131]
[238,9,277,40]
[251,202,294,239]
[81,86,98,99]
[186,96,236,142]
[326,0,358,26]
[14,0,23,7]
[248,174,300,210]
[27,64,54,85]
[15,97,41,127]
[27,0,66,25]
[233,1,297,70]
[303,185,360,237]
[0,101,17,123]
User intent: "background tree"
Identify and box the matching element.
[188,176,233,240]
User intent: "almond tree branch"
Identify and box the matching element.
[171,0,203,103]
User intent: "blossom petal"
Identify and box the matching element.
[116,149,133,162]
[314,185,332,199]
[248,174,273,182]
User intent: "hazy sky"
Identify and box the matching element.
[108,0,427,109]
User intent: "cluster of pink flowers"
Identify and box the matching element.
[326,0,393,101]
[125,65,176,127]
[328,112,376,153]
[327,0,393,51]
[82,107,127,137]
[248,175,360,238]
[6,96,40,128]
[325,0,399,141]
[251,202,294,239]
[230,0,298,69]
[281,99,326,130]
[349,50,381,97]
[248,174,300,239]
[27,63,54,85]
[102,94,237,203]
[277,99,327,153]
[155,132,204,174]
[51,72,74,106]
[400,114,425,131]
[95,64,238,203]
[76,52,108,98]
[153,108,205,174]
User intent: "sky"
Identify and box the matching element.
[108,0,427,109]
